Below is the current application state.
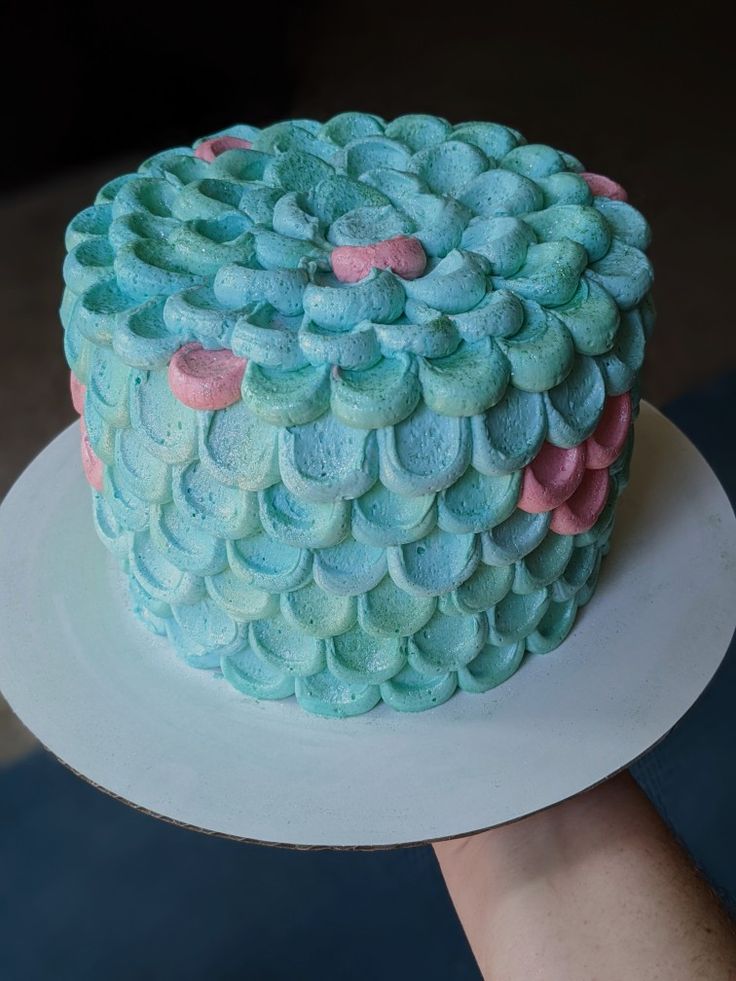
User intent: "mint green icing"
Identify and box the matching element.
[63,113,653,716]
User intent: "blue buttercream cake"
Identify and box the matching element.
[61,113,654,717]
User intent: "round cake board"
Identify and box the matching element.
[1,403,734,848]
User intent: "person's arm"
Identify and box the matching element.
[433,772,736,980]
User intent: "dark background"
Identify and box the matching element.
[1,3,734,497]
[1,5,735,979]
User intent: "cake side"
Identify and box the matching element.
[61,113,654,716]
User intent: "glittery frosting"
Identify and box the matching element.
[61,112,654,717]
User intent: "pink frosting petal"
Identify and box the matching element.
[550,469,610,535]
[195,136,253,163]
[331,235,427,284]
[580,172,628,202]
[518,442,587,513]
[70,372,86,415]
[585,393,632,470]
[168,343,246,410]
[79,418,104,492]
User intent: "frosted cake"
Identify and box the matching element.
[61,113,654,717]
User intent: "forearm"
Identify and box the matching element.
[433,773,736,980]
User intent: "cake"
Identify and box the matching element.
[61,113,654,717]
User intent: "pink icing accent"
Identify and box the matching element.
[585,393,632,470]
[195,136,253,163]
[79,418,104,492]
[580,172,628,202]
[518,442,587,513]
[168,343,247,410]
[331,235,427,283]
[70,372,86,415]
[550,469,610,535]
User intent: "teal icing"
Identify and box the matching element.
[380,665,457,713]
[227,534,312,592]
[64,112,653,715]
[487,589,550,645]
[358,576,436,637]
[457,640,526,693]
[205,570,278,622]
[278,414,378,502]
[408,610,487,672]
[295,669,381,719]
[222,647,296,701]
[543,355,606,447]
[387,527,480,596]
[481,510,551,565]
[471,387,547,474]
[327,629,405,685]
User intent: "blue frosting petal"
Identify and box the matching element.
[461,216,535,275]
[438,467,520,533]
[496,240,587,307]
[513,533,575,594]
[481,510,551,565]
[459,169,544,217]
[380,665,457,713]
[214,265,307,316]
[419,338,510,415]
[150,503,227,576]
[457,640,526,692]
[259,483,350,549]
[544,355,606,447]
[501,143,566,179]
[295,670,381,718]
[388,527,480,596]
[487,588,550,645]
[385,114,452,151]
[526,597,579,654]
[278,414,378,502]
[471,387,547,475]
[240,362,331,427]
[331,355,421,429]
[130,368,198,465]
[227,533,312,593]
[313,538,387,595]
[198,402,280,490]
[358,576,437,637]
[327,204,414,245]
[409,140,489,197]
[173,460,261,540]
[445,563,514,615]
[281,582,357,638]
[588,240,653,311]
[221,647,296,701]
[379,404,471,495]
[402,250,487,314]
[249,617,325,677]
[205,570,278,621]
[352,482,436,547]
[408,610,487,672]
[327,630,405,684]
[303,269,405,329]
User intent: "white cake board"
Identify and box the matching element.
[1,403,734,848]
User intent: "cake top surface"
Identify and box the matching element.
[63,112,653,477]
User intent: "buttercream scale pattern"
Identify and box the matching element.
[62,113,654,716]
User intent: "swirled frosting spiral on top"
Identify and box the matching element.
[62,113,654,717]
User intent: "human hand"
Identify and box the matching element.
[433,772,736,980]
